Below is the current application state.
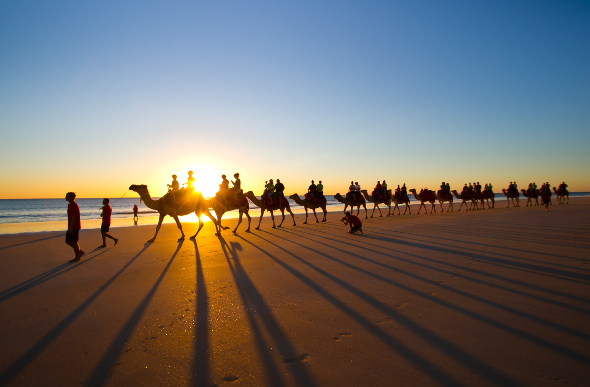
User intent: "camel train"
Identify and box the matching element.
[129,180,566,241]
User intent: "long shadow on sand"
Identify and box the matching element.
[0,247,111,303]
[367,228,590,275]
[275,228,590,355]
[0,234,63,251]
[85,241,183,387]
[191,239,209,386]
[219,237,317,387]
[0,244,151,386]
[291,226,590,305]
[235,234,473,387]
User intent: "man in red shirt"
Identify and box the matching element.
[341,211,363,234]
[65,192,85,262]
[99,198,118,248]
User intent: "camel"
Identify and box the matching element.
[244,191,296,229]
[451,190,476,211]
[436,191,454,212]
[521,189,539,207]
[391,192,412,215]
[553,187,569,204]
[480,189,496,209]
[205,191,252,235]
[361,189,393,217]
[334,193,368,219]
[409,189,437,214]
[502,189,520,208]
[289,194,327,224]
[129,184,221,242]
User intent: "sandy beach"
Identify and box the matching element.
[0,198,589,386]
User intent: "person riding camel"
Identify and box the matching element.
[231,173,241,201]
[167,174,180,205]
[475,182,482,193]
[462,183,469,195]
[275,179,285,206]
[308,180,318,200]
[317,180,324,200]
[401,183,407,199]
[374,181,383,200]
[185,171,196,191]
[354,182,361,200]
[217,174,230,206]
[266,179,275,202]
[382,180,388,199]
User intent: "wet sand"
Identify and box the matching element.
[0,198,589,386]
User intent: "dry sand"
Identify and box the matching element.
[0,198,589,386]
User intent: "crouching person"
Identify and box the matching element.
[341,211,363,234]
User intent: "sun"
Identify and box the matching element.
[182,164,223,198]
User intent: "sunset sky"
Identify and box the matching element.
[1,1,589,199]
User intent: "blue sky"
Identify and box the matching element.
[1,1,589,198]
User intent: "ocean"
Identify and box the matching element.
[1,192,587,235]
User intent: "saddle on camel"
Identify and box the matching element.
[215,177,248,208]
[163,186,197,208]
[419,189,436,202]
[262,189,290,209]
[304,191,327,207]
[371,188,391,202]
[346,191,365,205]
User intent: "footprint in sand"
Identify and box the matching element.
[285,354,310,363]
[333,333,353,341]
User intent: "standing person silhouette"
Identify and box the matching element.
[133,204,139,223]
[65,192,85,262]
[99,198,118,248]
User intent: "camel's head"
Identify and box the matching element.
[288,193,298,200]
[409,188,417,193]
[129,184,147,193]
[244,191,254,197]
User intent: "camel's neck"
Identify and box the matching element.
[334,194,345,203]
[245,192,264,207]
[291,195,306,206]
[361,190,372,201]
[410,191,420,200]
[137,189,160,211]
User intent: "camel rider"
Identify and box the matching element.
[167,175,180,204]
[382,180,388,198]
[355,182,361,200]
[317,181,324,200]
[513,182,518,192]
[462,184,469,195]
[401,183,407,199]
[375,181,383,199]
[231,173,241,201]
[559,182,568,192]
[308,180,317,198]
[185,171,196,191]
[217,175,230,206]
[220,175,229,190]
[532,182,537,190]
[440,182,447,194]
[275,179,285,205]
[266,179,275,200]
[475,182,482,193]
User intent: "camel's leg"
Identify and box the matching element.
[376,204,383,217]
[387,204,392,216]
[233,211,243,233]
[256,209,265,230]
[148,213,166,242]
[244,209,251,232]
[312,208,320,223]
[322,207,327,222]
[190,215,204,239]
[270,209,277,229]
[288,208,296,226]
[370,204,377,218]
[303,208,309,224]
[277,209,286,227]
[363,204,368,219]
[171,215,185,240]
[430,202,436,214]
